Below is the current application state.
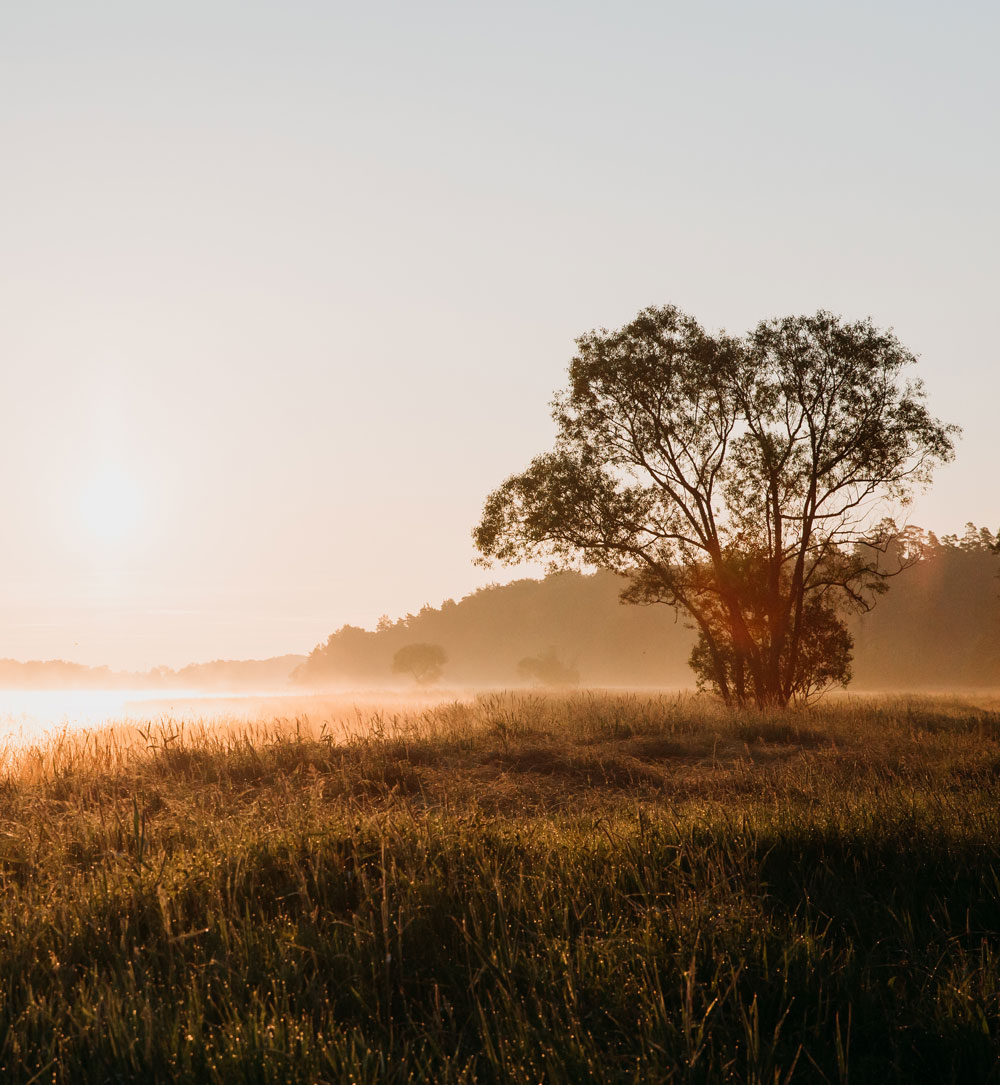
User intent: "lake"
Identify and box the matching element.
[0,688,467,745]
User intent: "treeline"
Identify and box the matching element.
[296,525,1000,690]
[0,655,306,692]
[296,571,695,689]
[852,525,1000,688]
[7,527,996,693]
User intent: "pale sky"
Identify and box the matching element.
[1,1,997,669]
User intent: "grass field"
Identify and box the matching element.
[2,692,1000,1083]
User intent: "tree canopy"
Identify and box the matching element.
[391,642,447,685]
[517,648,580,688]
[474,305,957,707]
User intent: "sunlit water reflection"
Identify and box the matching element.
[0,688,466,746]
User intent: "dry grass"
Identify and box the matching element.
[1,692,999,1082]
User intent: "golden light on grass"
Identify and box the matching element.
[2,693,1000,1080]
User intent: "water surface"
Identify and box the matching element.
[0,688,465,745]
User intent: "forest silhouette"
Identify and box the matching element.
[3,526,994,693]
[0,654,305,692]
[296,525,1000,690]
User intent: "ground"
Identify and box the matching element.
[1,692,999,1082]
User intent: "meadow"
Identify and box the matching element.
[1,692,1000,1083]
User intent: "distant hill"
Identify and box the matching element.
[6,526,996,694]
[296,526,1000,691]
[157,655,309,691]
[296,570,695,689]
[0,655,306,692]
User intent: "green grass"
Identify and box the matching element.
[2,692,1000,1082]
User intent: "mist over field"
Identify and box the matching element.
[294,527,1000,692]
[4,0,1000,1079]
[5,524,995,705]
[2,523,995,762]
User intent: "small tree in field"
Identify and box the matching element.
[517,648,580,688]
[392,643,447,685]
[474,305,957,708]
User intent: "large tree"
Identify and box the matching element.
[474,306,957,707]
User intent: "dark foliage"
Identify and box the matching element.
[296,529,1000,690]
[391,642,447,685]
[475,305,957,706]
[516,648,580,687]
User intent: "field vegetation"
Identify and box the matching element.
[1,693,1000,1082]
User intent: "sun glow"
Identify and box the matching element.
[76,465,145,547]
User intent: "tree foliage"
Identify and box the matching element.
[391,642,447,685]
[474,305,957,707]
[517,648,580,688]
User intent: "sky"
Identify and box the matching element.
[0,0,997,669]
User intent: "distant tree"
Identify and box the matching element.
[517,648,580,687]
[392,643,447,685]
[475,305,957,708]
[940,523,998,552]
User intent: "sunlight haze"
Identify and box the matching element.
[1,0,996,669]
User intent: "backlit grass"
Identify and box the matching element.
[1,692,999,1082]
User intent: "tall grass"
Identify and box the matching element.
[1,692,999,1082]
